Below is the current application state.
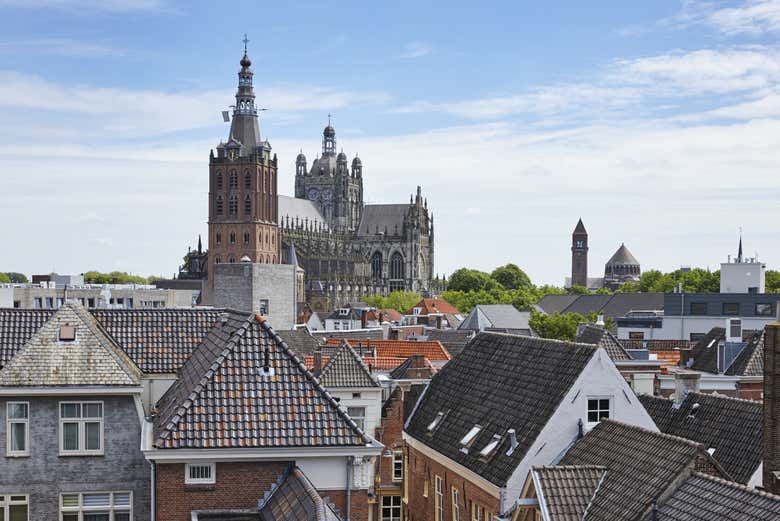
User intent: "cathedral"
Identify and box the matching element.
[191,44,435,311]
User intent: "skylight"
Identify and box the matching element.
[479,434,503,458]
[427,412,445,432]
[460,425,482,447]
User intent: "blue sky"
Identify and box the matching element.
[1,0,779,285]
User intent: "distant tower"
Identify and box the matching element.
[571,219,588,288]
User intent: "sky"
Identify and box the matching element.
[1,0,779,285]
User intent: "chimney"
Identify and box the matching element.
[596,314,605,326]
[314,349,323,375]
[673,372,700,406]
[361,310,368,329]
[762,307,780,493]
[506,428,518,456]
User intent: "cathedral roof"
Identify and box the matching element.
[278,195,328,230]
[310,154,337,175]
[356,204,411,237]
[606,243,639,267]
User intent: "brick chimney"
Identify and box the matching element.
[313,349,323,375]
[763,307,780,493]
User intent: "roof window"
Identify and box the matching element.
[427,411,445,432]
[479,434,503,458]
[59,324,76,342]
[460,425,482,448]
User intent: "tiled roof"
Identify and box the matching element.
[725,329,764,376]
[154,313,369,449]
[689,327,763,375]
[406,298,460,316]
[405,332,597,486]
[621,339,694,351]
[652,472,780,520]
[92,308,223,374]
[311,329,384,342]
[560,420,725,521]
[276,329,322,357]
[424,329,474,358]
[0,309,54,368]
[306,354,408,372]
[317,342,381,388]
[535,293,664,320]
[531,465,606,521]
[0,304,141,387]
[324,338,451,361]
[638,392,762,484]
[575,324,632,361]
[535,294,579,315]
[458,304,530,331]
[388,354,436,380]
[377,308,402,323]
[258,466,342,521]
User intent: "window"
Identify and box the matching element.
[33,297,42,309]
[244,194,251,214]
[690,302,707,315]
[628,331,644,340]
[216,196,224,215]
[216,232,222,245]
[371,252,382,281]
[87,298,95,308]
[229,170,238,188]
[389,252,405,291]
[214,256,221,264]
[259,299,269,315]
[229,195,238,215]
[381,495,401,521]
[185,463,215,485]
[690,333,705,342]
[587,398,610,426]
[352,393,361,399]
[434,476,443,521]
[452,488,461,521]
[61,491,131,521]
[243,231,250,244]
[392,451,403,482]
[347,406,366,430]
[216,172,223,190]
[6,402,29,456]
[244,171,252,189]
[60,402,103,455]
[45,297,54,309]
[575,239,584,248]
[427,411,445,432]
[722,302,739,316]
[229,232,236,244]
[479,434,502,458]
[228,257,236,264]
[0,495,28,521]
[756,303,773,316]
[472,503,483,521]
[460,425,482,449]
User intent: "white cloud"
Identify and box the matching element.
[399,41,433,59]
[708,0,780,35]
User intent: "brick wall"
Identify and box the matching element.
[693,454,728,479]
[764,323,780,494]
[378,389,405,486]
[737,381,763,401]
[155,461,289,521]
[404,444,500,521]
[320,489,369,521]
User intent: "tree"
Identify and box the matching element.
[0,273,9,284]
[766,270,780,293]
[83,271,150,285]
[447,268,497,292]
[529,310,585,341]
[490,264,532,290]
[363,291,422,312]
[567,285,589,295]
[2,272,27,283]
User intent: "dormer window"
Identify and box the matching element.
[479,434,503,458]
[460,425,482,450]
[59,325,76,342]
[427,412,445,432]
[413,307,422,316]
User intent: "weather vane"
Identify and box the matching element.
[243,34,249,52]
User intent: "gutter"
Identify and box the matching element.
[346,456,353,520]
[150,460,156,521]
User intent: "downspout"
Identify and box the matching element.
[150,460,156,521]
[346,456,353,520]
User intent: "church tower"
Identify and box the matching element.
[571,218,588,288]
[207,40,279,289]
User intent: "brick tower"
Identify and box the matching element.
[764,318,780,493]
[207,40,279,290]
[571,218,588,288]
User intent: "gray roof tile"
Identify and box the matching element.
[317,342,380,388]
[258,466,342,521]
[0,309,55,368]
[532,465,606,521]
[575,324,632,361]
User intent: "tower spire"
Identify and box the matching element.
[228,35,261,154]
[738,227,743,263]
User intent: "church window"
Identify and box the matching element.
[228,256,236,263]
[216,233,222,245]
[229,195,238,215]
[229,170,238,189]
[216,196,224,215]
[216,172,223,190]
[214,256,221,264]
[244,194,251,214]
[243,231,250,244]
[371,252,382,281]
[389,252,404,291]
[244,171,252,189]
[229,232,236,244]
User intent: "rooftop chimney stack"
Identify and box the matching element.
[313,349,323,375]
[763,312,780,493]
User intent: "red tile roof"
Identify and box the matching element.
[305,355,409,371]
[323,338,451,361]
[405,298,460,316]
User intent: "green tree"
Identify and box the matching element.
[83,271,150,285]
[490,264,532,290]
[529,310,585,341]
[448,268,497,292]
[0,273,10,283]
[767,270,780,293]
[2,272,27,283]
[567,285,589,295]
[363,291,422,312]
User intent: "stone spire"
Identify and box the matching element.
[227,35,261,154]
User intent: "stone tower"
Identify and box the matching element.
[571,218,588,288]
[207,42,279,290]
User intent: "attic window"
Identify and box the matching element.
[479,434,503,458]
[427,412,445,432]
[59,325,76,342]
[460,425,482,448]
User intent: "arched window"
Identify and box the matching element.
[272,255,276,263]
[214,256,221,264]
[216,196,224,215]
[243,231,250,244]
[228,256,236,264]
[389,252,404,291]
[216,172,223,190]
[216,232,222,245]
[371,252,382,281]
[244,194,251,214]
[229,195,238,215]
[244,171,252,189]
[229,232,236,244]
[229,170,238,189]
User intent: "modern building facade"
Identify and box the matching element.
[0,283,193,310]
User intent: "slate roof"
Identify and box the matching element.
[689,327,763,375]
[534,294,580,315]
[531,465,606,521]
[92,308,223,374]
[324,339,451,361]
[276,329,322,357]
[153,312,370,449]
[652,472,780,521]
[258,466,342,521]
[278,195,329,230]
[406,298,460,316]
[424,329,474,358]
[575,324,632,361]
[562,295,614,317]
[0,308,55,368]
[317,342,381,388]
[356,204,410,237]
[458,304,531,332]
[535,293,664,320]
[405,332,597,486]
[606,243,639,266]
[0,304,141,387]
[388,354,436,380]
[559,420,727,521]
[638,392,762,484]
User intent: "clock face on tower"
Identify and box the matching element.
[307,188,319,200]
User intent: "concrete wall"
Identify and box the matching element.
[213,263,296,330]
[0,395,150,520]
[5,286,191,309]
[721,262,766,293]
[0,287,12,308]
[619,316,775,341]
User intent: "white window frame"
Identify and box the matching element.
[0,494,29,521]
[185,463,216,485]
[451,487,461,521]
[434,475,443,521]
[59,401,104,456]
[60,491,132,521]
[392,450,403,482]
[380,495,402,521]
[586,396,612,427]
[6,401,29,457]
[347,406,366,431]
[472,503,482,521]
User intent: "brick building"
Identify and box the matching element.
[765,319,780,494]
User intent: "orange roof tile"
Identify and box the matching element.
[323,338,451,361]
[305,355,410,371]
[405,298,460,316]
